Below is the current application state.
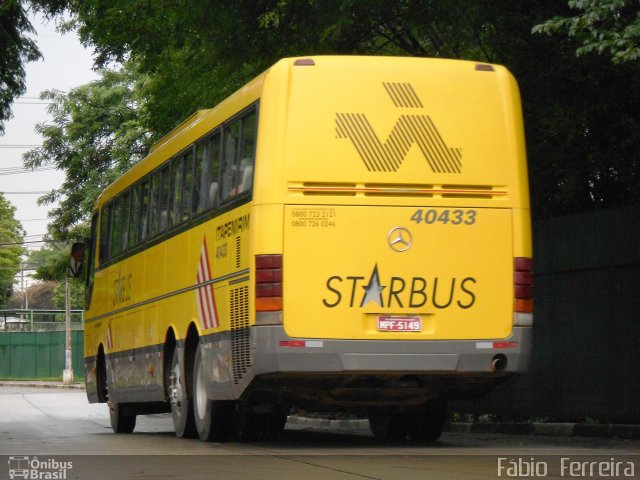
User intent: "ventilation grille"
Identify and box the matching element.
[289,182,508,199]
[235,236,241,269]
[230,285,250,384]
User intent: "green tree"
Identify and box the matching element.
[37,1,640,218]
[533,0,640,64]
[27,245,85,308]
[27,243,84,309]
[22,62,151,239]
[0,194,25,307]
[56,0,505,135]
[52,279,84,309]
[27,243,69,280]
[0,0,68,133]
[6,280,59,309]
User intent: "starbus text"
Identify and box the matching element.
[322,266,476,309]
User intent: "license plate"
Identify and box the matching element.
[377,316,422,332]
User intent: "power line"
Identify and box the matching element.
[0,145,42,149]
[0,239,55,247]
[0,167,57,177]
[1,191,49,195]
[14,101,54,105]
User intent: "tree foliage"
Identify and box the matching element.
[21,0,640,227]
[0,194,25,307]
[26,245,85,308]
[0,0,67,133]
[61,0,504,135]
[23,62,152,240]
[533,0,640,63]
[6,280,58,309]
[27,243,69,281]
[0,0,40,133]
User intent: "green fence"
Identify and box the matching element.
[0,330,84,380]
[453,206,640,423]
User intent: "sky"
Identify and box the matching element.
[0,11,98,258]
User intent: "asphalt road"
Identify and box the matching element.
[1,386,638,479]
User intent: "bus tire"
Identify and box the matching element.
[193,345,235,442]
[408,397,447,443]
[368,412,409,441]
[169,347,196,438]
[109,402,136,433]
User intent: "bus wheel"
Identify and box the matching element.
[193,345,235,442]
[109,402,136,433]
[169,348,196,438]
[407,397,447,443]
[368,412,409,442]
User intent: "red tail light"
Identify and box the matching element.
[256,255,283,312]
[514,257,533,313]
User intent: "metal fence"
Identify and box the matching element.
[0,330,84,379]
[0,309,84,333]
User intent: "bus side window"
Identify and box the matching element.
[139,180,150,242]
[221,120,240,201]
[99,203,113,265]
[148,173,160,238]
[182,149,194,222]
[110,195,124,257]
[238,110,257,195]
[120,191,131,253]
[194,142,206,215]
[195,131,221,214]
[128,184,141,248]
[159,165,171,232]
[170,156,184,228]
[209,132,221,207]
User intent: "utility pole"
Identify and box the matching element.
[19,262,29,310]
[62,277,73,385]
[63,243,84,385]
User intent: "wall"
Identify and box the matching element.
[454,206,640,422]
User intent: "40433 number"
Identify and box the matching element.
[410,209,477,225]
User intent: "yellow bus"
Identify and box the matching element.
[83,56,533,442]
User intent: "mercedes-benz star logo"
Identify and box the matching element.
[387,227,413,252]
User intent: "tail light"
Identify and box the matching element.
[513,257,533,326]
[255,255,283,323]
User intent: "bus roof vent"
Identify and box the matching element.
[475,63,495,72]
[294,58,316,66]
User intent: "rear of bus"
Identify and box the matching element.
[249,56,532,436]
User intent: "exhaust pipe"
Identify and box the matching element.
[491,354,508,372]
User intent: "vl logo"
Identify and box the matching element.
[336,82,462,173]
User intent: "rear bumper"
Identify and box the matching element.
[252,326,531,375]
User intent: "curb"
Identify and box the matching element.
[0,381,85,390]
[447,422,640,440]
[289,417,640,439]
